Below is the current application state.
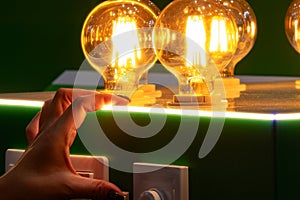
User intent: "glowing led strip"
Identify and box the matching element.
[275,113,300,120]
[0,100,299,120]
[0,99,44,107]
[103,105,300,121]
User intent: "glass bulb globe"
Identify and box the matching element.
[217,0,257,77]
[137,0,161,16]
[135,0,161,85]
[285,0,300,54]
[81,0,159,94]
[153,0,238,95]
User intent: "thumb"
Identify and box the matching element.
[67,174,124,200]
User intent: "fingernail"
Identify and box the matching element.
[108,190,125,200]
[116,94,131,102]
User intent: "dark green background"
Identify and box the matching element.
[1,0,299,92]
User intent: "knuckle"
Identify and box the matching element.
[55,88,70,99]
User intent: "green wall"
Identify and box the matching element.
[1,0,299,93]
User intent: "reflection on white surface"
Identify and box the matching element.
[0,99,44,107]
[1,98,300,120]
[102,105,300,121]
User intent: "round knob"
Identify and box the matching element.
[139,189,163,200]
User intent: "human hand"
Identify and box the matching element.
[0,88,129,200]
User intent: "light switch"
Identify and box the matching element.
[76,171,94,178]
[5,148,109,180]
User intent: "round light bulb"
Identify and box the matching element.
[153,0,238,95]
[135,0,161,85]
[81,0,159,93]
[217,0,257,77]
[285,0,300,54]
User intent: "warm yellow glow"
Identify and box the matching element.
[185,15,207,67]
[295,19,299,42]
[111,17,141,69]
[219,20,227,52]
[209,17,228,52]
[250,21,256,38]
[0,99,44,107]
[101,105,300,121]
[96,26,100,42]
[102,104,113,110]
[184,15,236,71]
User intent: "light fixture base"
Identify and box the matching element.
[129,84,162,106]
[219,77,246,99]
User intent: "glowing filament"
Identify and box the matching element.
[250,21,256,38]
[293,19,300,51]
[185,15,207,67]
[111,17,141,69]
[210,17,228,52]
[295,19,299,42]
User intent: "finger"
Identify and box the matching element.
[71,88,99,100]
[71,93,130,129]
[25,111,41,144]
[39,88,98,131]
[38,98,58,131]
[42,88,92,119]
[52,88,99,112]
[51,93,129,147]
[67,175,123,200]
[40,89,72,124]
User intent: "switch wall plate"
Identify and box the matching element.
[133,162,189,200]
[5,149,109,181]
